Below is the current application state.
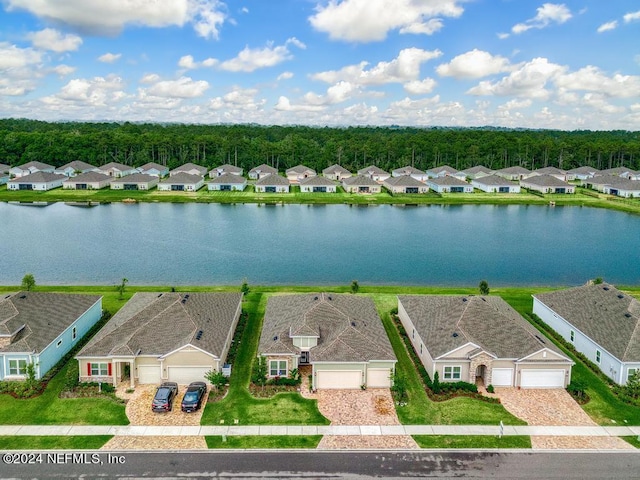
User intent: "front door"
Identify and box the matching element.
[300,351,310,364]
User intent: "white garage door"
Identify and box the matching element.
[316,370,361,389]
[168,366,211,385]
[520,369,565,388]
[491,368,514,387]
[137,365,161,384]
[367,368,392,388]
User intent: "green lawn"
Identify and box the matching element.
[412,435,532,449]
[0,436,113,450]
[205,435,322,449]
[621,436,640,449]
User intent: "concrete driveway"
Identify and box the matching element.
[123,384,208,426]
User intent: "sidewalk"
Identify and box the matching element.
[1,424,639,437]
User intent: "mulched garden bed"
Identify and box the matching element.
[248,384,299,398]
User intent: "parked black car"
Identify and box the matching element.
[151,382,178,412]
[181,381,207,413]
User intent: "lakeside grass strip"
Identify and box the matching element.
[412,435,532,449]
[0,435,113,450]
[205,435,322,449]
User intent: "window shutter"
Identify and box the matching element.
[108,363,112,376]
[87,363,92,376]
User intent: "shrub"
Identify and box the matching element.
[486,384,495,394]
[567,380,589,404]
[206,370,228,390]
[432,371,441,394]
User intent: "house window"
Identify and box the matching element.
[443,366,462,380]
[595,350,601,364]
[628,369,637,382]
[72,327,77,340]
[8,359,27,376]
[569,330,575,342]
[90,363,109,376]
[269,360,287,377]
[56,340,63,348]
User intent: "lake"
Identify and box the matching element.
[1,202,638,286]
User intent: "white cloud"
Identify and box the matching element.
[311,48,442,86]
[178,54,217,69]
[98,53,122,63]
[309,0,463,42]
[403,78,437,94]
[511,3,572,35]
[554,65,640,98]
[28,28,82,52]
[140,73,161,84]
[497,98,532,111]
[52,64,76,76]
[0,42,42,69]
[597,21,617,33]
[275,96,326,112]
[623,10,640,23]
[436,49,512,79]
[219,38,305,72]
[304,81,359,105]
[497,32,510,40]
[277,71,294,81]
[41,75,127,107]
[142,76,209,98]
[5,0,228,39]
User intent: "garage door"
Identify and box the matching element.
[367,368,392,388]
[137,365,161,384]
[520,369,565,388]
[491,368,514,387]
[168,366,212,385]
[316,370,361,389]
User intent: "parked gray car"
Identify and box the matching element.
[151,382,178,412]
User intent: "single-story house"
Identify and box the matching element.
[426,176,473,193]
[110,173,159,191]
[207,173,247,191]
[581,175,621,192]
[258,293,396,390]
[299,175,337,193]
[495,166,531,181]
[602,178,640,198]
[286,165,316,184]
[383,175,429,194]
[0,163,10,174]
[460,165,494,179]
[567,166,599,181]
[526,167,567,182]
[158,172,204,192]
[170,162,208,177]
[342,174,382,194]
[76,292,243,387]
[426,165,465,180]
[7,171,66,191]
[209,164,243,178]
[0,164,9,185]
[0,292,102,381]
[398,295,573,388]
[248,164,278,180]
[99,162,137,178]
[63,171,112,190]
[520,174,575,194]
[598,167,638,180]
[9,161,55,178]
[391,166,428,182]
[254,173,290,193]
[55,160,99,177]
[471,174,521,193]
[322,164,352,181]
[137,162,169,178]
[533,283,640,385]
[357,165,390,183]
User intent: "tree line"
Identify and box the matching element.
[1,119,639,174]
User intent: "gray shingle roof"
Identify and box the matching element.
[299,176,335,187]
[392,166,424,176]
[99,162,133,172]
[461,165,493,175]
[357,165,389,176]
[0,163,11,173]
[0,292,101,354]
[255,173,290,186]
[398,295,568,361]
[208,173,247,184]
[160,172,203,185]
[384,175,426,187]
[472,174,518,187]
[259,293,395,362]
[322,164,350,175]
[534,284,640,362]
[286,165,316,175]
[496,166,531,175]
[588,176,640,190]
[8,172,66,183]
[63,171,111,184]
[14,161,54,171]
[138,162,168,172]
[598,167,637,176]
[249,164,278,175]
[77,292,242,359]
[427,165,458,175]
[568,166,599,175]
[111,173,158,184]
[343,174,379,186]
[427,176,469,186]
[211,164,243,175]
[532,167,566,175]
[521,174,571,187]
[170,163,207,176]
[56,160,96,172]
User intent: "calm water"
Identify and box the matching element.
[1,202,639,286]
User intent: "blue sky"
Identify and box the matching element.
[0,0,638,129]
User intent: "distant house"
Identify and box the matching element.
[55,160,99,177]
[398,295,572,388]
[207,173,247,191]
[258,293,396,390]
[158,172,204,192]
[209,164,243,178]
[383,175,429,194]
[594,177,640,198]
[520,175,575,194]
[533,283,640,385]
[598,167,638,180]
[471,174,521,193]
[63,171,112,190]
[460,165,494,180]
[137,162,169,178]
[0,163,9,174]
[286,165,316,184]
[299,176,336,193]
[254,173,290,193]
[567,166,599,181]
[9,161,55,178]
[582,175,621,192]
[426,176,473,193]
[170,163,207,177]
[248,164,278,180]
[0,163,9,186]
[426,165,459,179]
[7,171,66,191]
[110,173,159,191]
[495,166,531,181]
[527,167,567,182]
[99,162,137,178]
[342,175,382,194]
[0,292,102,381]
[391,166,428,182]
[357,165,390,183]
[76,292,242,387]
[322,164,352,181]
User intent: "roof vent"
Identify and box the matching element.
[328,296,332,301]
[617,294,624,299]
[273,335,278,341]
[535,335,546,344]
[481,297,486,302]
[314,296,318,300]
[19,295,26,299]
[625,313,631,318]
[462,298,467,302]
[157,293,163,297]
[195,330,203,340]
[185,294,190,299]
[452,332,459,337]
[603,286,609,291]
[181,299,186,304]
[351,321,356,327]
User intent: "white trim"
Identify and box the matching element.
[517,347,571,363]
[468,349,498,360]
[443,365,462,380]
[435,342,482,360]
[159,343,218,360]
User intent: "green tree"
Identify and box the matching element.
[117,278,128,300]
[251,356,268,390]
[621,371,640,400]
[21,273,36,291]
[391,371,408,404]
[593,277,604,285]
[432,371,441,394]
[479,280,490,296]
[205,370,228,391]
[240,278,250,295]
[350,280,359,294]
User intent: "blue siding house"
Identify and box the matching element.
[0,292,102,380]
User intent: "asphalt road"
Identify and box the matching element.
[2,450,639,479]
